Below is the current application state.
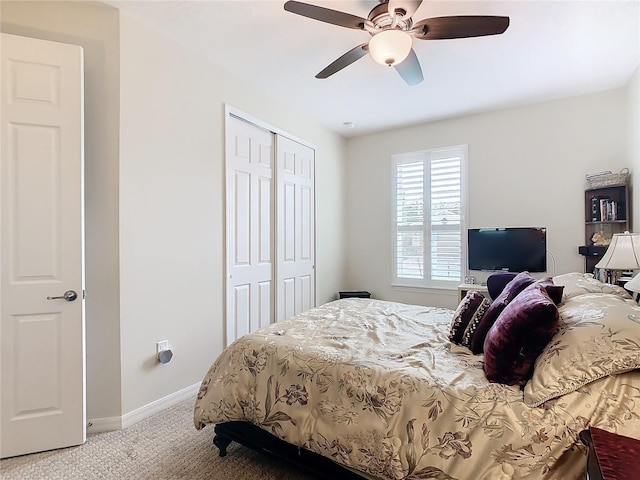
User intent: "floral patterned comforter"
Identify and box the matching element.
[194,298,640,480]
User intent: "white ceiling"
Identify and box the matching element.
[105,0,640,137]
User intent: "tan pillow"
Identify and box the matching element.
[524,291,640,407]
[552,272,632,302]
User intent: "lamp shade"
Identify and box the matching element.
[369,29,412,66]
[594,232,640,270]
[623,271,640,293]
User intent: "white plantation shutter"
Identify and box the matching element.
[392,146,468,288]
[395,160,424,279]
[430,154,462,281]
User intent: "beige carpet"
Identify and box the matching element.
[0,399,316,479]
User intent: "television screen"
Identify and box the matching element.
[467,227,547,273]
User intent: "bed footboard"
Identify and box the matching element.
[213,421,367,479]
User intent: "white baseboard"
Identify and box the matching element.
[87,415,122,434]
[87,382,200,434]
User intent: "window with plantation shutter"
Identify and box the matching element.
[392,146,468,289]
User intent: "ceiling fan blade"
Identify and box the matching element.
[413,16,509,40]
[394,48,423,86]
[284,1,367,30]
[388,0,423,19]
[316,43,369,79]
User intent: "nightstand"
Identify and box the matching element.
[338,291,371,299]
[457,283,489,303]
[579,427,640,480]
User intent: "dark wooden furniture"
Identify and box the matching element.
[579,427,640,480]
[580,429,604,480]
[213,421,367,480]
[338,291,371,299]
[579,185,630,274]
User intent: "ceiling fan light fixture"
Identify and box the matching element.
[368,29,412,66]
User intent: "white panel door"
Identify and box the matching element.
[226,116,273,345]
[0,33,85,458]
[276,136,315,322]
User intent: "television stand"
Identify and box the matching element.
[457,283,489,302]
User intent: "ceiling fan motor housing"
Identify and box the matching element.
[368,3,413,33]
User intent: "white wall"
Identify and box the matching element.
[2,0,347,420]
[3,0,636,420]
[1,0,123,420]
[345,88,631,309]
[118,13,346,413]
[629,67,640,225]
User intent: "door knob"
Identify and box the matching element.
[47,290,78,301]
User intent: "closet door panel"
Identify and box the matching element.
[276,136,315,322]
[226,116,273,346]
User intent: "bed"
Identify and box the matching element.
[194,272,640,480]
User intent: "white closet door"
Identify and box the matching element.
[225,116,274,346]
[276,136,315,322]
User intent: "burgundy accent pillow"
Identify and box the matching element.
[534,277,564,305]
[449,292,490,344]
[469,271,536,354]
[460,300,490,349]
[483,283,560,385]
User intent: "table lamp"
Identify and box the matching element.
[597,232,640,320]
[594,232,640,270]
[623,270,640,299]
[623,273,640,323]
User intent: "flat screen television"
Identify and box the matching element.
[467,227,547,273]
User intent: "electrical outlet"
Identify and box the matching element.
[156,340,169,355]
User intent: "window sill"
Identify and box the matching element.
[391,284,457,295]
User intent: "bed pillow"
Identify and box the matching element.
[449,291,490,344]
[534,277,564,305]
[486,273,517,300]
[460,300,490,349]
[483,283,559,385]
[487,274,563,305]
[524,292,640,407]
[552,272,631,302]
[469,271,536,354]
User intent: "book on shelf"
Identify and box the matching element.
[591,196,624,222]
[591,196,601,221]
[594,268,633,285]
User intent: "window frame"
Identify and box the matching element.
[391,145,469,290]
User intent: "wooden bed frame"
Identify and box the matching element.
[213,421,367,479]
